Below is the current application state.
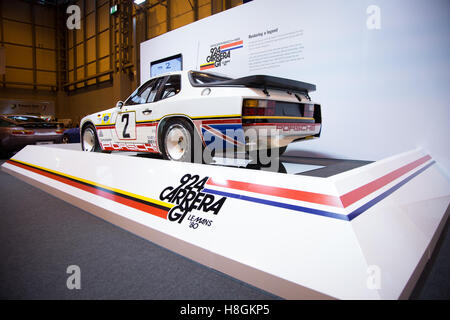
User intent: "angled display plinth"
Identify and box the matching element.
[2,144,449,299]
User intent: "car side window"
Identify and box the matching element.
[125,79,155,106]
[146,77,165,103]
[160,75,181,100]
[139,86,152,104]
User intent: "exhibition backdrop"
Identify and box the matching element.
[140,0,450,177]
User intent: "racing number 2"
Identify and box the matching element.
[116,111,136,140]
[121,114,130,138]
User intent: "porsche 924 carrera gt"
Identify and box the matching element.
[80,70,322,162]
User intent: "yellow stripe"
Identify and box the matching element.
[200,62,215,67]
[136,113,241,123]
[96,114,242,125]
[136,120,157,123]
[96,123,116,127]
[10,158,174,209]
[192,114,241,119]
[242,116,315,120]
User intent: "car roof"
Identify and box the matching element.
[146,69,233,82]
[5,114,41,117]
[5,114,46,121]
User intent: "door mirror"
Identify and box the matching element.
[116,101,124,109]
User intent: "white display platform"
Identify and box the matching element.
[2,144,449,299]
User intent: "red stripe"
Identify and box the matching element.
[200,64,215,70]
[220,40,243,50]
[136,122,158,127]
[207,177,343,208]
[202,119,241,125]
[340,155,431,207]
[206,155,432,208]
[96,126,115,130]
[102,145,159,153]
[242,122,319,127]
[6,160,168,219]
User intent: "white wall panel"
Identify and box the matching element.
[140,0,450,177]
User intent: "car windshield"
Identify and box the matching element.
[189,71,232,85]
[7,115,47,123]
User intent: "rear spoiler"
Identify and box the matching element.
[190,74,316,93]
[21,122,62,129]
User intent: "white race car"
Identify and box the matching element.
[80,70,322,162]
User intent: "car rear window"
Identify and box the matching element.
[7,116,47,123]
[189,71,232,85]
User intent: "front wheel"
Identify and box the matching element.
[62,134,70,144]
[81,124,102,152]
[162,119,194,162]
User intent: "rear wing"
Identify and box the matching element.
[190,73,316,93]
[21,122,62,129]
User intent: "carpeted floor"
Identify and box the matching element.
[0,157,448,300]
[0,159,278,299]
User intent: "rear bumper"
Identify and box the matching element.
[0,134,63,152]
[243,122,321,150]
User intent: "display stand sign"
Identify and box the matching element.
[2,145,449,299]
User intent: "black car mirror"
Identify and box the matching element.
[116,101,124,109]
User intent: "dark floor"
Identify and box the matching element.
[0,156,448,300]
[282,155,373,177]
[136,150,374,177]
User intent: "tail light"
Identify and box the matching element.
[12,130,34,135]
[56,129,64,134]
[242,99,276,116]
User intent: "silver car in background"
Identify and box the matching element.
[0,115,64,156]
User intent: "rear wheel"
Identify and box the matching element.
[162,119,194,162]
[258,145,287,160]
[277,145,287,156]
[81,124,102,152]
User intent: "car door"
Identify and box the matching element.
[131,77,166,149]
[138,75,182,151]
[115,79,156,145]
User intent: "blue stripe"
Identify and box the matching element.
[201,129,238,148]
[207,124,242,130]
[202,125,245,147]
[347,161,435,221]
[221,45,243,52]
[202,188,350,221]
[203,161,435,221]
